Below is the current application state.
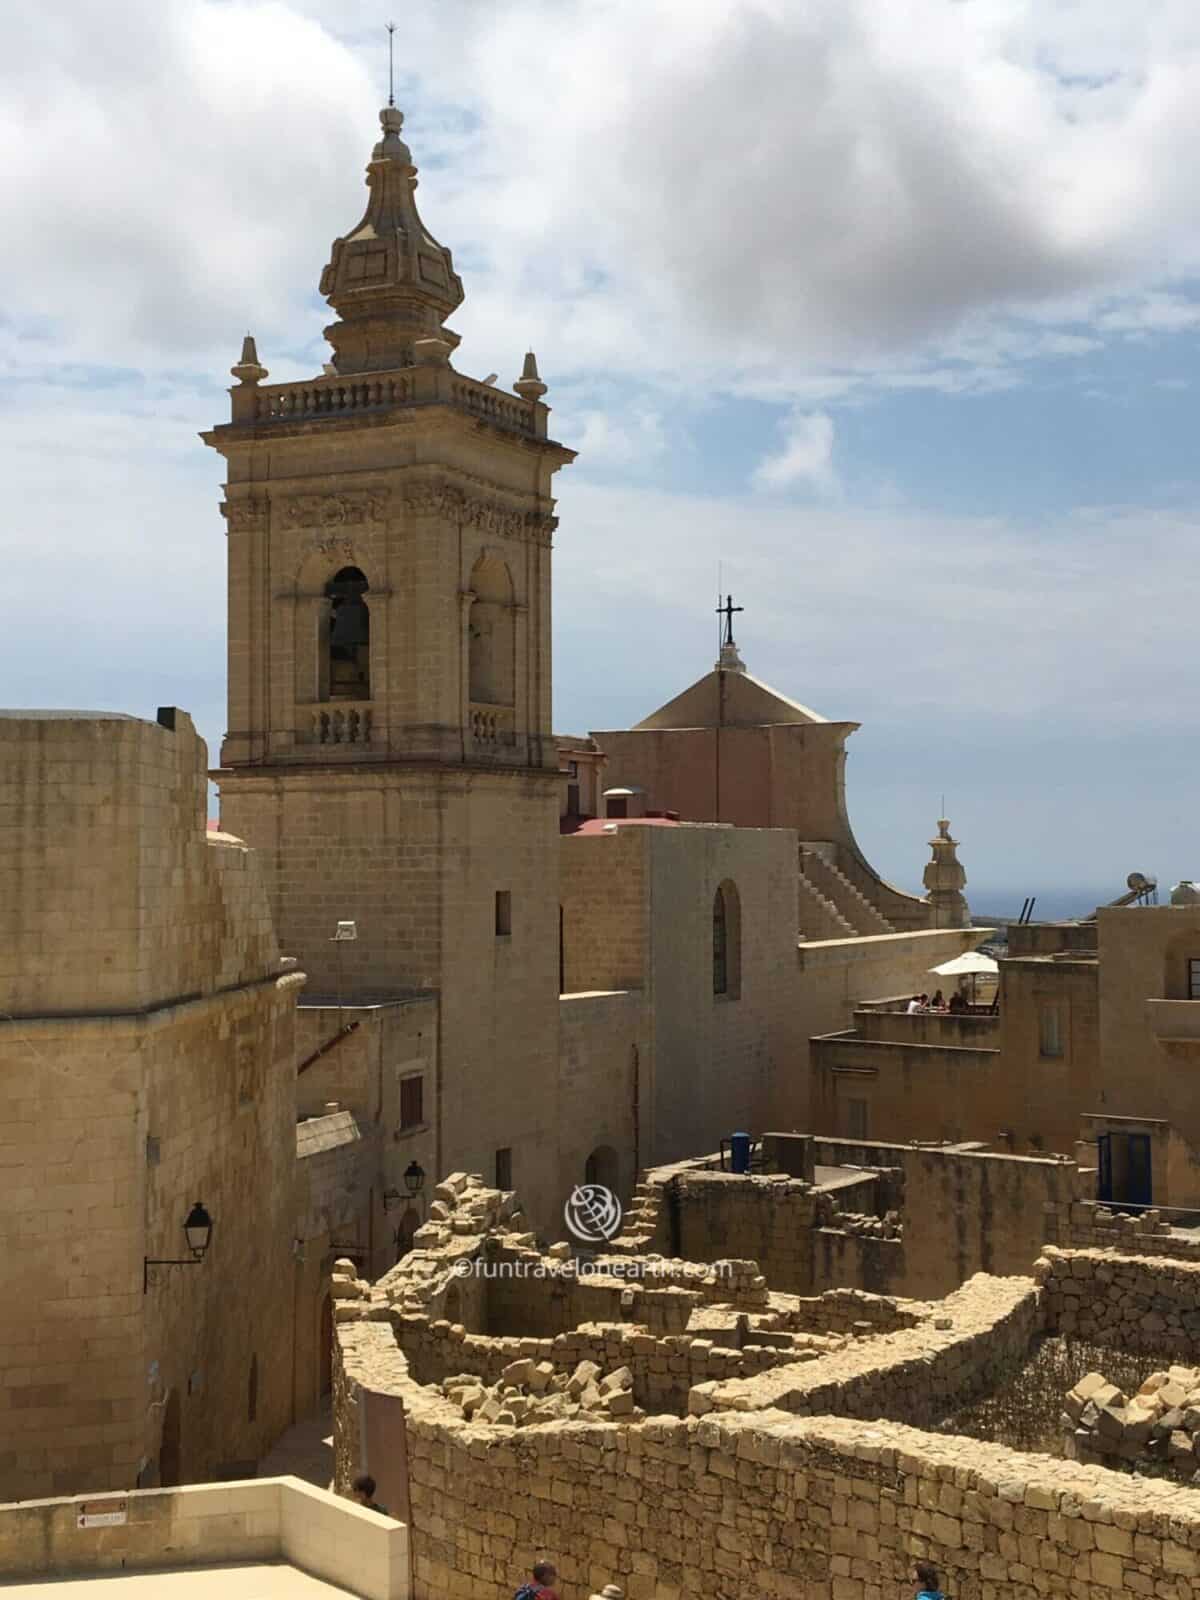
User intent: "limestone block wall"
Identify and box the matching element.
[558,990,646,1203]
[996,955,1100,1156]
[778,925,984,1130]
[646,825,800,1165]
[335,1291,1200,1600]
[0,709,303,1498]
[224,766,564,1235]
[0,711,277,1016]
[694,1272,1038,1420]
[810,1031,1003,1146]
[395,1316,834,1417]
[559,831,647,994]
[812,1138,1080,1297]
[1038,1246,1200,1354]
[141,975,300,1487]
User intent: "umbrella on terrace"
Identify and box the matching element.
[928,948,999,1007]
[927,951,999,978]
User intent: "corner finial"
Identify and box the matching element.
[231,333,268,386]
[514,350,548,401]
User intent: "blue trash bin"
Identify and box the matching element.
[730,1131,751,1175]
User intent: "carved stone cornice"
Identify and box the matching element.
[279,490,390,530]
[404,483,556,544]
[221,497,269,533]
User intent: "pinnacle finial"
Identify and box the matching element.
[514,350,548,401]
[231,333,268,386]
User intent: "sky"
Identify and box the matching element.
[5,0,1200,909]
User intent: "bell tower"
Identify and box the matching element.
[204,104,574,1228]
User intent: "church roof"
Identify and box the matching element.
[633,667,832,731]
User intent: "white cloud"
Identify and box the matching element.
[752,411,838,495]
[7,0,1200,390]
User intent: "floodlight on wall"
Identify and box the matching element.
[144,1201,214,1292]
[332,921,358,941]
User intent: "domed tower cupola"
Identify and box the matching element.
[318,106,465,375]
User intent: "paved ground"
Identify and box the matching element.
[7,1562,357,1597]
[256,1403,334,1489]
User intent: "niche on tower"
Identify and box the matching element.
[323,567,371,702]
[467,553,515,743]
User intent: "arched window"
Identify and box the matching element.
[713,880,741,999]
[325,567,370,700]
[468,555,515,706]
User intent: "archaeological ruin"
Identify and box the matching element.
[332,1167,1200,1600]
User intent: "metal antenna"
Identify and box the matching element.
[387,21,396,108]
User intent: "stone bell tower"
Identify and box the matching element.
[204,104,574,1227]
[922,817,970,929]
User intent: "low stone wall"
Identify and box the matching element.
[694,1272,1039,1421]
[1055,1203,1200,1262]
[0,1478,408,1598]
[337,1321,1200,1600]
[1039,1246,1200,1353]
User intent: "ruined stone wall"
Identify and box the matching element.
[1039,1246,1200,1355]
[337,1311,1200,1600]
[335,1178,1200,1599]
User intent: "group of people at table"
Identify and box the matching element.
[906,989,969,1013]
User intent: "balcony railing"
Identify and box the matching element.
[449,379,535,435]
[240,369,538,436]
[255,374,413,421]
[309,703,374,746]
[469,703,515,746]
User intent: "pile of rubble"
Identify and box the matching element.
[1064,1365,1200,1476]
[440,1358,642,1428]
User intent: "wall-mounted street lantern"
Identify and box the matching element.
[382,1165,424,1214]
[144,1201,214,1293]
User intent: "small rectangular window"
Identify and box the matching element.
[1040,1003,1064,1058]
[399,1074,423,1130]
[567,760,578,778]
[495,1147,512,1190]
[846,1098,868,1141]
[1189,959,1200,1000]
[495,890,512,937]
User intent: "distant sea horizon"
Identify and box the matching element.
[967,887,1136,925]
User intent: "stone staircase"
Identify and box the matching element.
[799,847,895,936]
[796,870,857,941]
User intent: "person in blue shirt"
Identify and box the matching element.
[915,1560,946,1599]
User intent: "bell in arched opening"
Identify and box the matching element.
[326,567,371,699]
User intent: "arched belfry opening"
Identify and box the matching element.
[468,555,515,709]
[324,567,371,700]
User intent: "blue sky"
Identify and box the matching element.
[5,0,1200,910]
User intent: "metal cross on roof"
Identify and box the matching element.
[716,593,744,648]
